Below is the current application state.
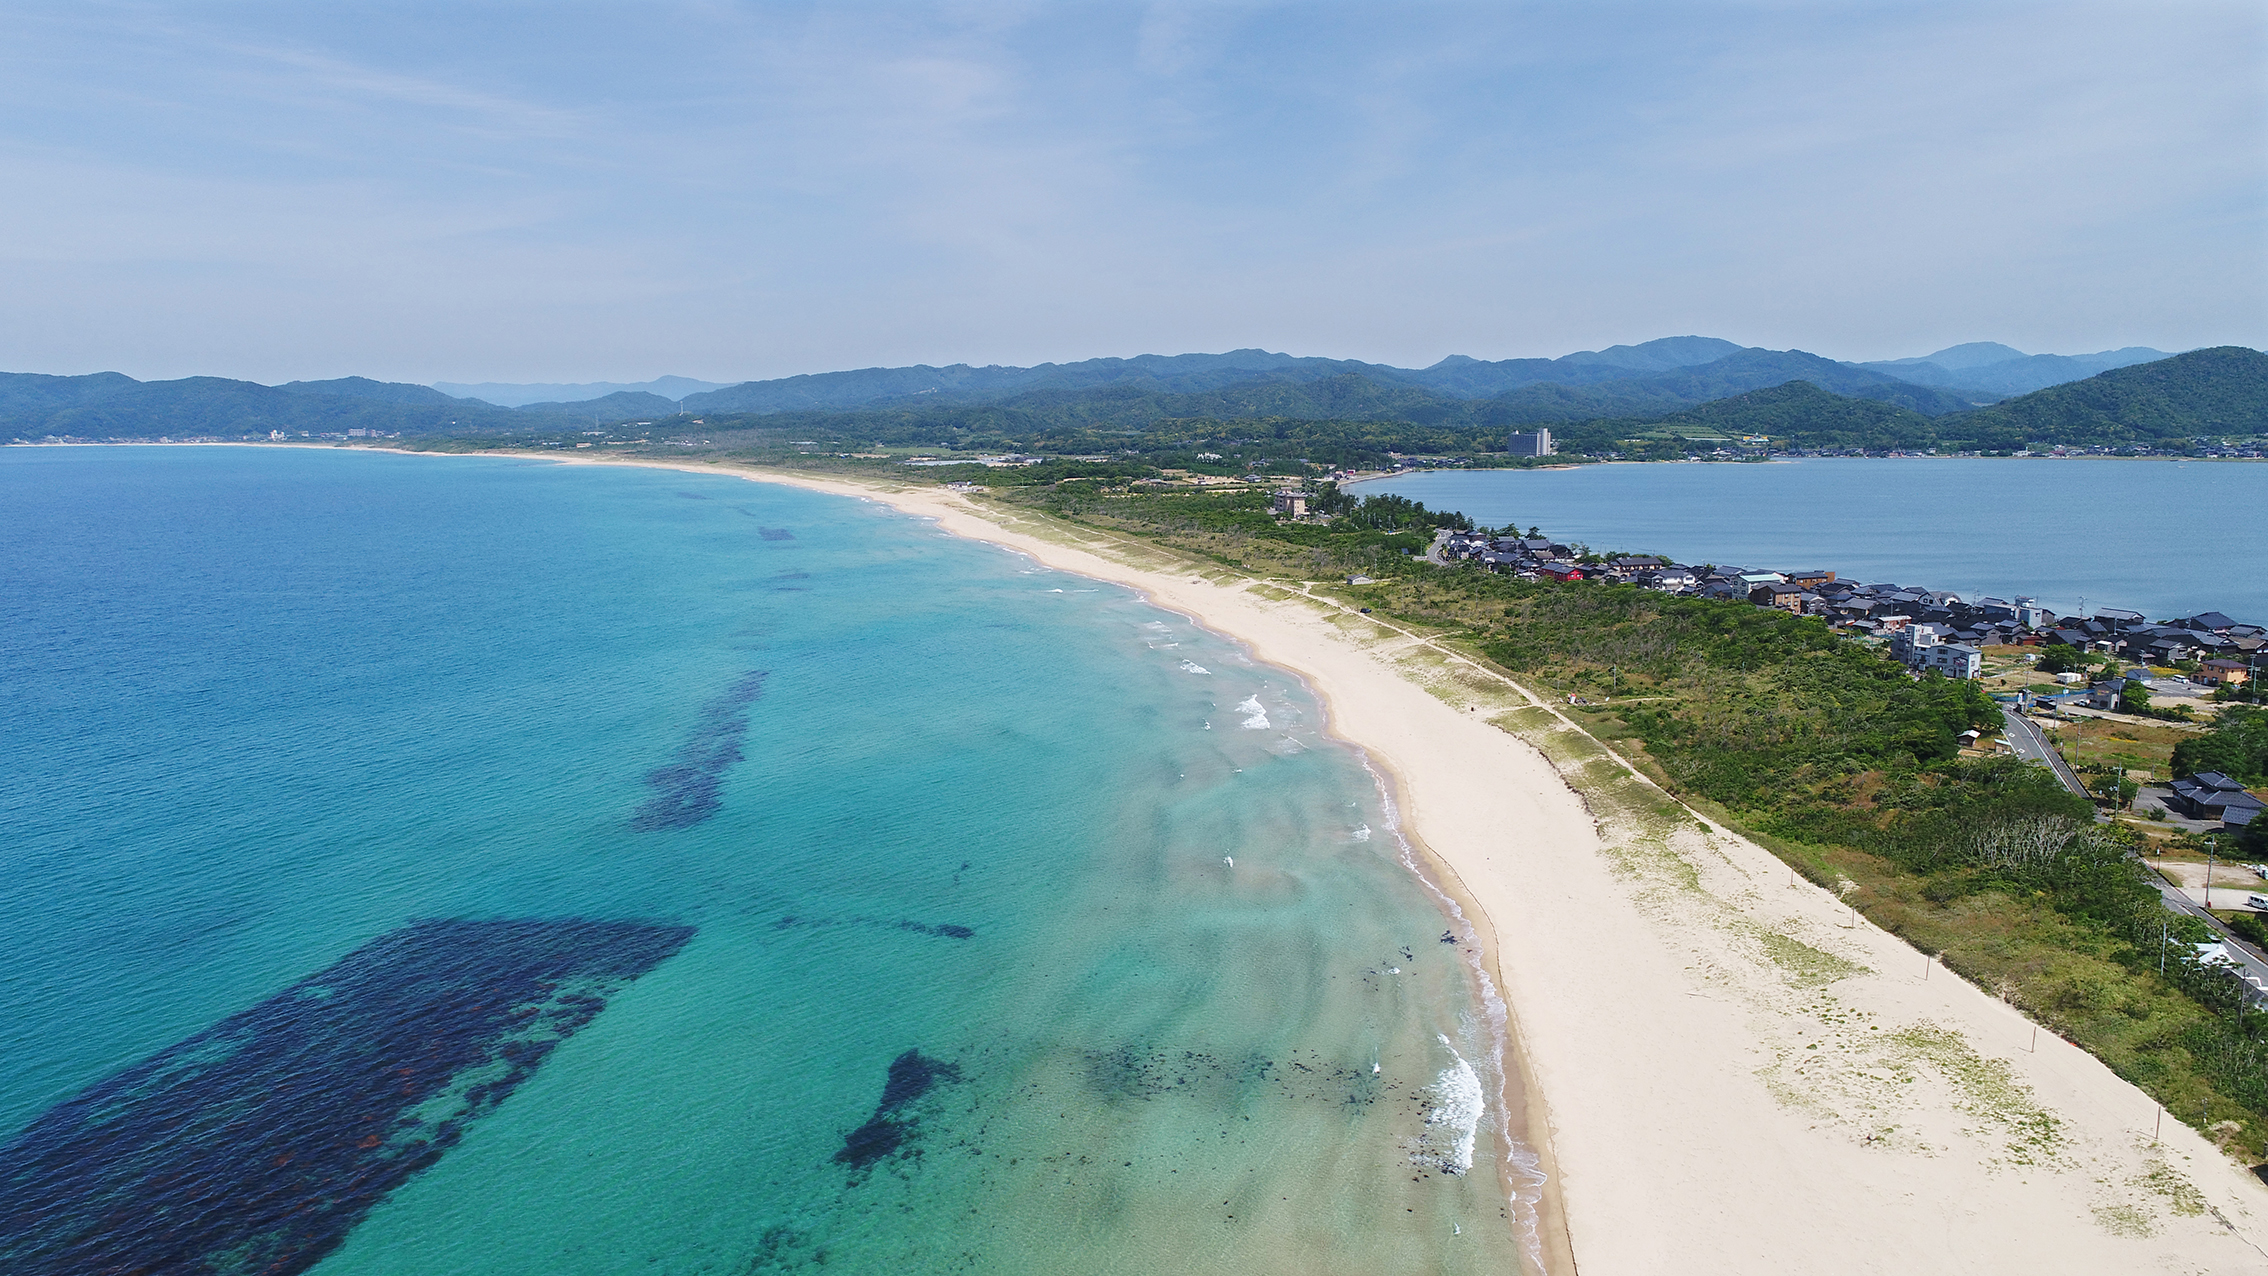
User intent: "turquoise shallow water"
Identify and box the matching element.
[1361,458,2267,622]
[0,447,1524,1274]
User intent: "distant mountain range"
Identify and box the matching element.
[4,339,2255,455]
[433,376,730,408]
[667,338,1983,417]
[0,371,700,440]
[488,337,2148,416]
[1948,346,2268,445]
[1549,347,2266,455]
[1857,344,2169,398]
[408,338,2168,413]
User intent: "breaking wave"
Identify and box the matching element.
[1425,1035,1485,1175]
[1235,694,1270,730]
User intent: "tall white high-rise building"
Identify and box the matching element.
[1506,429,1554,457]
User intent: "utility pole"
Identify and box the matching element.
[2208,839,2218,911]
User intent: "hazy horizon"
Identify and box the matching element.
[3,3,2260,384]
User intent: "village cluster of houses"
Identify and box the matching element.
[2040,610,2265,675]
[1431,529,2264,689]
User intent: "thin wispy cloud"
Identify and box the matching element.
[0,1,2257,382]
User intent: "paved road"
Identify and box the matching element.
[1991,711,2261,994]
[2000,707,2095,809]
[2146,873,2268,1005]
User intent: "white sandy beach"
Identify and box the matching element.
[429,451,2268,1273]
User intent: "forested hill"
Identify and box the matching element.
[0,372,681,440]
[1548,352,2268,457]
[679,340,1977,420]
[1549,382,1938,457]
[1930,347,2268,447]
[1478,348,1974,422]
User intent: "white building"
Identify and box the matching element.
[1917,643,1982,679]
[1888,623,1949,664]
[1506,429,1554,457]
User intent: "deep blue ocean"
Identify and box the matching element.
[1360,459,2267,623]
[0,446,1521,1274]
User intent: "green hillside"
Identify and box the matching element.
[1555,381,1938,455]
[1482,349,1976,422]
[1936,346,2268,448]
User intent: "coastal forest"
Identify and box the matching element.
[992,478,2268,1157]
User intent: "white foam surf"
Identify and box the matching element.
[1235,694,1270,730]
[1427,1035,1485,1175]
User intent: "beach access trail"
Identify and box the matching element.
[556,456,2268,1274]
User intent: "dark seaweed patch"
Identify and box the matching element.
[0,918,694,1276]
[677,491,711,500]
[772,571,810,580]
[835,1050,960,1170]
[733,511,797,538]
[632,671,768,831]
[1078,1044,1377,1109]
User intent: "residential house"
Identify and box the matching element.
[2199,659,2252,686]
[1750,582,1805,612]
[2176,612,2242,634]
[1889,623,1950,663]
[1640,565,1700,591]
[2164,772,2266,828]
[2128,632,2197,665]
[1918,643,1983,679]
[1605,555,1668,581]
[1786,569,1837,589]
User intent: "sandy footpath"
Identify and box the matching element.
[409,451,2268,1274]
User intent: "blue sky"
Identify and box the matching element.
[1,2,2260,382]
